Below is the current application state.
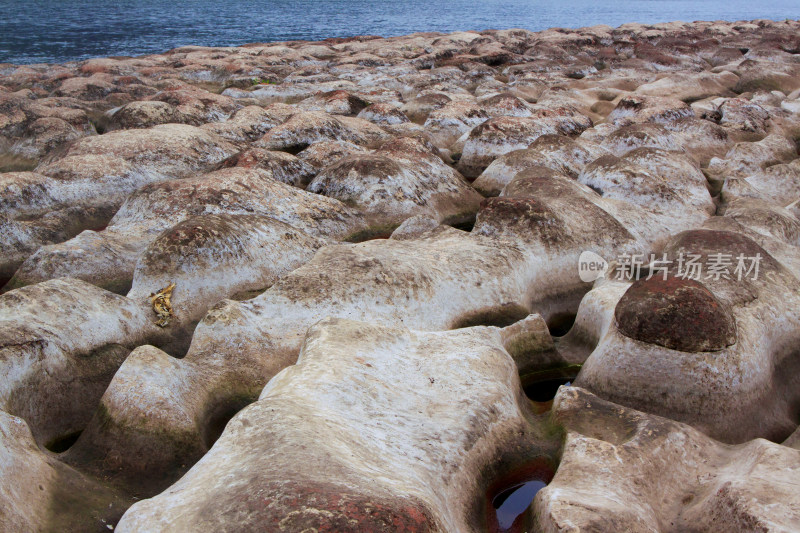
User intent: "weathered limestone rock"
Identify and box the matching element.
[472,134,608,196]
[297,89,371,115]
[578,154,713,240]
[216,147,317,188]
[356,102,410,125]
[529,104,594,138]
[127,213,325,345]
[43,123,240,177]
[456,117,562,178]
[236,79,358,103]
[0,90,93,145]
[608,94,695,126]
[47,124,235,177]
[308,136,482,232]
[199,105,283,143]
[535,386,800,533]
[782,95,800,114]
[0,411,131,532]
[634,71,739,102]
[0,278,158,446]
[389,214,441,240]
[722,192,800,237]
[600,123,682,156]
[84,228,536,473]
[68,181,644,482]
[620,147,714,215]
[53,73,116,100]
[629,39,702,68]
[401,92,452,123]
[1,19,799,531]
[477,92,531,117]
[718,97,771,135]
[708,46,744,67]
[1,126,240,281]
[483,172,644,268]
[8,168,367,293]
[660,116,733,166]
[423,99,487,148]
[614,276,737,352]
[732,58,800,95]
[111,84,239,127]
[8,117,83,159]
[699,212,800,280]
[295,138,368,171]
[743,158,800,207]
[749,89,787,107]
[107,100,182,130]
[574,229,800,443]
[114,317,560,532]
[707,133,797,179]
[255,110,389,152]
[0,171,111,283]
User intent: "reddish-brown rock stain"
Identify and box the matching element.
[615,275,737,352]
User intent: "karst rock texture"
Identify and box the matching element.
[1,18,800,532]
[115,317,560,532]
[535,386,800,532]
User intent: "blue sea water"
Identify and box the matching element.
[1,0,798,65]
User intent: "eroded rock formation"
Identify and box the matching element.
[1,18,800,533]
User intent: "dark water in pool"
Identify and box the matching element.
[1,0,798,65]
[493,479,548,530]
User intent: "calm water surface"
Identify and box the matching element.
[1,0,799,65]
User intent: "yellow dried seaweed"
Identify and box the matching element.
[149,282,176,327]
